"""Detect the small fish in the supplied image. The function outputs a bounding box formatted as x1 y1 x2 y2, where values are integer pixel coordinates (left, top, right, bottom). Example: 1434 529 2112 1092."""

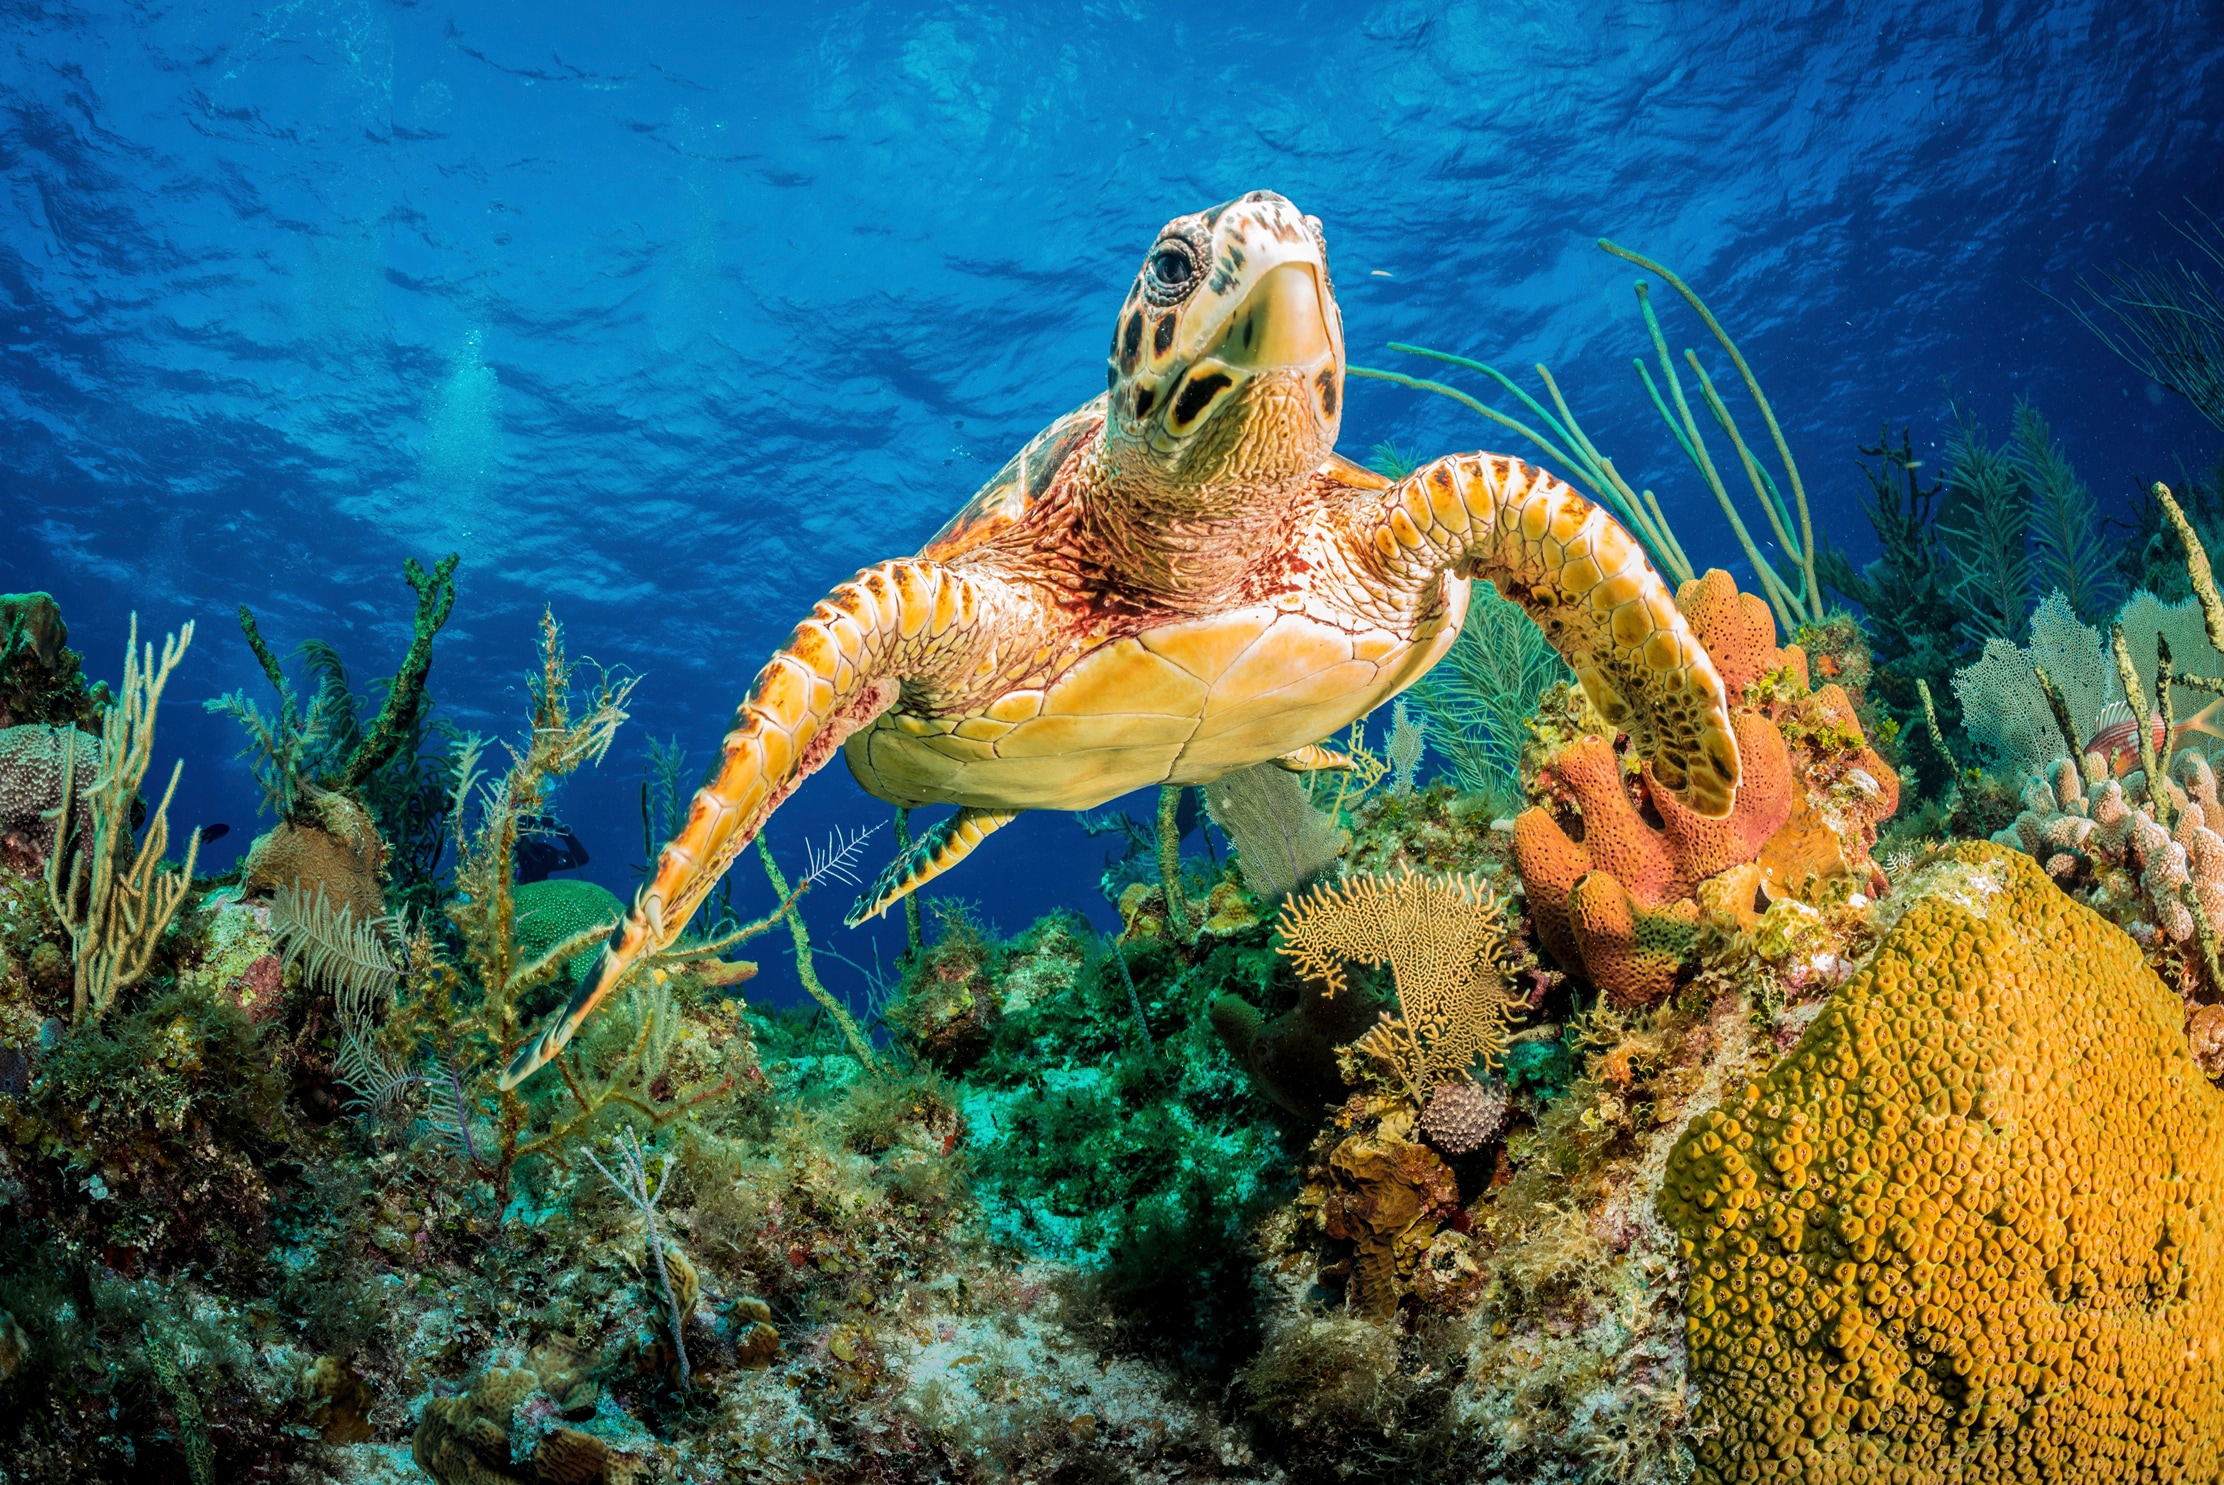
198 822 230 843
515 812 591 883
2087 698 2224 776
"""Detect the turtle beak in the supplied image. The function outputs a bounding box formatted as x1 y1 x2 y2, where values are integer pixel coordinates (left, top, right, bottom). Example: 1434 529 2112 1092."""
1157 263 1336 440
1209 262 1331 371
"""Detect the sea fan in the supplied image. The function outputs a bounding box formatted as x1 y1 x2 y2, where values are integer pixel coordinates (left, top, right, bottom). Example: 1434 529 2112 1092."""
1203 764 1344 901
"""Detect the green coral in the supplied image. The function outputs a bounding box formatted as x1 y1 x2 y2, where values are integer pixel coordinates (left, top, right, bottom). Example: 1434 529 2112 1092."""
0 593 108 732
510 879 624 999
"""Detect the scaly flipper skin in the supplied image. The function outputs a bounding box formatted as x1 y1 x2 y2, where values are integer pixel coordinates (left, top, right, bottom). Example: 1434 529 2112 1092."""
1274 744 1354 772
499 560 1037 1090
846 807 1019 926
1364 453 1741 817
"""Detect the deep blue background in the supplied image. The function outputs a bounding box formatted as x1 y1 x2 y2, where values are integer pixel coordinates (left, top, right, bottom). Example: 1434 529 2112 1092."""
5 0 2222 1014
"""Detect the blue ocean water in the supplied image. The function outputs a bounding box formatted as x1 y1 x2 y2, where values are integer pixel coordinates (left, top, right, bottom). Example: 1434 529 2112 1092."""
3 0 2220 1013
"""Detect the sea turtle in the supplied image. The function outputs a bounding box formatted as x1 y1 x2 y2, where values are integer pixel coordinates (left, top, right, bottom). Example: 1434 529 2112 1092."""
501 190 1741 1089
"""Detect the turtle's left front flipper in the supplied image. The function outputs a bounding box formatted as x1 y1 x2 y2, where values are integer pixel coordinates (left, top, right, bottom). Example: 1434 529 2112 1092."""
846 806 1019 926
1368 454 1742 818
500 560 1036 1091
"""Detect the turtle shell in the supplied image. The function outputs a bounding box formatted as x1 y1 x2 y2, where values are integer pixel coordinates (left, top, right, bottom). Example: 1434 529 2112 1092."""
919 394 1106 562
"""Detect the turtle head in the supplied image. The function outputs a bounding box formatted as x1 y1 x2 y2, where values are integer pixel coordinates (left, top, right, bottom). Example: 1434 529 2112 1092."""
1103 190 1344 500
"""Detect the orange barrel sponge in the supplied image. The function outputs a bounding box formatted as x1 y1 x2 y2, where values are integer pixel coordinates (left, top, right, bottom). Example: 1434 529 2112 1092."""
1513 570 1896 1005
1660 840 2224 1484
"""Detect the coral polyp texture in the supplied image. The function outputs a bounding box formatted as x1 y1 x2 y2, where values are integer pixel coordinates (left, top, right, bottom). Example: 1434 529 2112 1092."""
1661 841 2224 1483
1514 569 1900 1005
0 723 100 872
240 790 388 921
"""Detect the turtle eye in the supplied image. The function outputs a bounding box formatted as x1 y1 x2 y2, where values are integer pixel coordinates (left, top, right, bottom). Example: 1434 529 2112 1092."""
1142 240 1201 305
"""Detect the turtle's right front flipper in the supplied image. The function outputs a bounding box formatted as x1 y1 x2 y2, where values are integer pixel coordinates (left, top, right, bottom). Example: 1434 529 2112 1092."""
501 559 1024 1090
1367 454 1742 818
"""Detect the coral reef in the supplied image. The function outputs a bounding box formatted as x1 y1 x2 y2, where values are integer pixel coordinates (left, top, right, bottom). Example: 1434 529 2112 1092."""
9 370 2223 1484
1514 570 1898 1006
0 724 100 873
1662 841 2224 1482
0 592 108 731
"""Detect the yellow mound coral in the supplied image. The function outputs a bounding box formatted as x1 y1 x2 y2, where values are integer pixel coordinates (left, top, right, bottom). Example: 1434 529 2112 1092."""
1661 841 2224 1483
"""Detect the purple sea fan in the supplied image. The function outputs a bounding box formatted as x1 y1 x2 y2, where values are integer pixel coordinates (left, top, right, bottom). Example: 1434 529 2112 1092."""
1419 1080 1509 1156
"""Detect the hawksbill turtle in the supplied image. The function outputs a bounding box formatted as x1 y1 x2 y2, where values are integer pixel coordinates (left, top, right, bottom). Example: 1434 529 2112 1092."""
502 190 1741 1089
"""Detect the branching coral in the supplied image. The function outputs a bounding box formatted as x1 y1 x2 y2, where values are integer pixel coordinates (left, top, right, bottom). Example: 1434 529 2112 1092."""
1276 869 1515 1100
1513 571 1898 1006
212 555 460 816
1662 842 2224 1483
44 617 201 1024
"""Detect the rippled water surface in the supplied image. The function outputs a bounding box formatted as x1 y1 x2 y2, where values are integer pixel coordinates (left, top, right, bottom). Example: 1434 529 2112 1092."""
4 0 2220 1003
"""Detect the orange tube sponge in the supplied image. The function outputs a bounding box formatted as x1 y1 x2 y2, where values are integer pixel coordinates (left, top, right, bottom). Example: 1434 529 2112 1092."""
1513 570 1895 1005
1662 841 2224 1483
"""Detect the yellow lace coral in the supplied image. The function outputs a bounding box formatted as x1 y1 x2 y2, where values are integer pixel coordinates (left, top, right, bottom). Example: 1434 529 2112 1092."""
1662 840 2224 1483
1275 870 1513 1097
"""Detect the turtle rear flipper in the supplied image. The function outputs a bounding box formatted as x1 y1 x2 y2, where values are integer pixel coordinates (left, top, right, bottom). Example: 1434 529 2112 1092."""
845 807 1020 926
500 560 1039 1091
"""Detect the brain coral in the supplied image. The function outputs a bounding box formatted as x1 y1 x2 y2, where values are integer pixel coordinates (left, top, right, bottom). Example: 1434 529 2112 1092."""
0 723 100 872
242 791 387 922
1661 840 2224 1483
1515 569 1898 1006
512 878 626 992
